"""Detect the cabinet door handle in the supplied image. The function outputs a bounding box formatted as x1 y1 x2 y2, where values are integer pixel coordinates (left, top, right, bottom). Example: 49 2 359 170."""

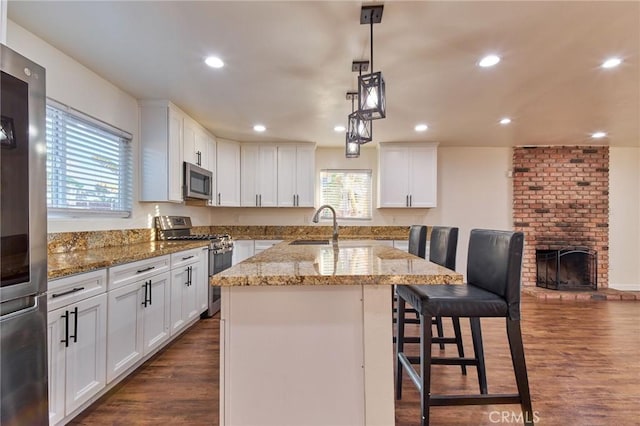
293 194 296 206
51 287 85 298
182 255 195 260
148 280 152 306
218 193 221 205
185 267 190 286
259 194 262 207
256 194 259 207
142 282 148 307
297 194 299 206
61 311 70 347
197 151 202 166
409 195 412 207
406 195 409 207
70 306 79 344
136 266 155 274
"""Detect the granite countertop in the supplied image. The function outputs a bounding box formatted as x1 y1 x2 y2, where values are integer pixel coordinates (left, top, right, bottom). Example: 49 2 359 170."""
210 240 462 287
209 225 414 240
48 241 209 280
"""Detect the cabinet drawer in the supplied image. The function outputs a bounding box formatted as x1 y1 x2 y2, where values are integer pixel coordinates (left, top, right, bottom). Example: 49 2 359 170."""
108 255 170 291
171 248 202 269
47 269 107 312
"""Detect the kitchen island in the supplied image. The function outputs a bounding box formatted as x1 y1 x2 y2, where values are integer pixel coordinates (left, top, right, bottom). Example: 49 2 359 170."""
210 240 462 426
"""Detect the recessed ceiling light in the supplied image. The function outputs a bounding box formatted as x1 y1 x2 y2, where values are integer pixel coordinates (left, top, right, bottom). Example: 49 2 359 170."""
334 125 346 132
253 124 266 132
205 56 224 68
414 124 428 132
601 57 622 69
591 131 607 139
500 117 511 125
478 54 501 67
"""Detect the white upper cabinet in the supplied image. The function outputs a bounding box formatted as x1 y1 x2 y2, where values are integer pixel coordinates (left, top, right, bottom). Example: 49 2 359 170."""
215 139 241 206
184 116 216 172
277 144 315 207
241 144 278 207
378 142 437 208
139 101 184 203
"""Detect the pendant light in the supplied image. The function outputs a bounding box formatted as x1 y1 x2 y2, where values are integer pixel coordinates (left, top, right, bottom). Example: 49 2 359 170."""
358 5 386 120
345 90 367 158
345 134 360 158
347 63 372 145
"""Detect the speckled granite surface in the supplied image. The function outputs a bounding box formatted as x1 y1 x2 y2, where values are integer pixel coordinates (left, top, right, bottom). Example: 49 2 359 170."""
208 225 415 240
46 226 426 280
48 229 157 254
210 240 461 287
48 241 208 280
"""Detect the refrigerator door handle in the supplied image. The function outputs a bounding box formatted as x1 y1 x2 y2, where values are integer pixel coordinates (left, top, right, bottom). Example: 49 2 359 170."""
69 306 79 343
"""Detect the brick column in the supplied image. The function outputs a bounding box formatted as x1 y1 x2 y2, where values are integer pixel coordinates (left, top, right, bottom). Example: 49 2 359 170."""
513 146 609 288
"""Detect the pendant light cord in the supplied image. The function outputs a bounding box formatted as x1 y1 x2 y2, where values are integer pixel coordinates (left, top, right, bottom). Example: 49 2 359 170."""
370 19 374 72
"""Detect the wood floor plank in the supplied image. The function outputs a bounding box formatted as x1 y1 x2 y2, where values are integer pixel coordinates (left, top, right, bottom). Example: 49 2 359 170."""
70 295 640 425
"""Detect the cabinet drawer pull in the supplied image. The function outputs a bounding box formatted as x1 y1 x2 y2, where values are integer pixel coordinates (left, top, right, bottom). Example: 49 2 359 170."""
61 311 69 347
136 266 155 274
51 287 85 298
70 307 79 343
182 255 195 261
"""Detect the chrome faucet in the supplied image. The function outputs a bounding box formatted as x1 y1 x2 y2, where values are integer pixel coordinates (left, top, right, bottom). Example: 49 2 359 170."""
312 204 339 243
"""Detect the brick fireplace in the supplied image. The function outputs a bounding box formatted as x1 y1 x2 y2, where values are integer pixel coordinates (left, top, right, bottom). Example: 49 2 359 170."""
513 146 609 288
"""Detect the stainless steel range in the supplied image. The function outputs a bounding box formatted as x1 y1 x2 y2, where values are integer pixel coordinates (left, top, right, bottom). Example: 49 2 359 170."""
155 216 233 316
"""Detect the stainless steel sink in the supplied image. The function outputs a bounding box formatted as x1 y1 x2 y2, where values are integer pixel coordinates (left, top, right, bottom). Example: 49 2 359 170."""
289 239 330 245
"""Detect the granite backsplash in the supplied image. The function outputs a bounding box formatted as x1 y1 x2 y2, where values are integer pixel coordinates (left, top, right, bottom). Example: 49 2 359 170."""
47 226 417 254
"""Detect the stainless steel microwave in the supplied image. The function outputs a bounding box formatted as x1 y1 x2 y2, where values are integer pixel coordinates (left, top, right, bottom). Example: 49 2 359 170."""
184 162 213 201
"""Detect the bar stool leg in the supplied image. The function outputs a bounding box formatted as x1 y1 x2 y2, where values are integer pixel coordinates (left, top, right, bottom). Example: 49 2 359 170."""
451 317 467 375
506 319 534 426
395 297 406 400
434 317 445 350
470 317 488 394
420 313 433 426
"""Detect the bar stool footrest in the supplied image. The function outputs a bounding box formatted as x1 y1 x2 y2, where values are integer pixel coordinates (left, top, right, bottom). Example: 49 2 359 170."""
429 394 522 406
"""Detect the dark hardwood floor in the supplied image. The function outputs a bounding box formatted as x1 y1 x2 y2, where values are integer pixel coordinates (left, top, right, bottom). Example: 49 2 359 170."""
71 295 639 425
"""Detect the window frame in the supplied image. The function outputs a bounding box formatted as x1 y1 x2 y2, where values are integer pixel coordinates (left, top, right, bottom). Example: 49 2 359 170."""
319 168 373 221
45 99 133 218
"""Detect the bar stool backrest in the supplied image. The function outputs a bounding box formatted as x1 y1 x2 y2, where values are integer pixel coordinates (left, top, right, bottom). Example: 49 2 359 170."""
429 226 459 270
408 225 427 258
466 229 525 320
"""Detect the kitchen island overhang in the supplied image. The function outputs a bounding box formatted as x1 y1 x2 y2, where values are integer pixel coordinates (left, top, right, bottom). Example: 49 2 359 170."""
211 240 462 426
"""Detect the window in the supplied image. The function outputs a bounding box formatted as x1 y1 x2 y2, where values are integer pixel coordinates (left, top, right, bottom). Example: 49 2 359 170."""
46 100 133 217
319 169 372 220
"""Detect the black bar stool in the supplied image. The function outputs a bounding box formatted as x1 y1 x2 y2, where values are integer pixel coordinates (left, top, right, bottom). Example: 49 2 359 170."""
395 229 534 426
396 226 468 374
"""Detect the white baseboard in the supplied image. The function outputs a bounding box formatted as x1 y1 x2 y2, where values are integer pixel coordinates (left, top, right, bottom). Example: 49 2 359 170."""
608 283 640 291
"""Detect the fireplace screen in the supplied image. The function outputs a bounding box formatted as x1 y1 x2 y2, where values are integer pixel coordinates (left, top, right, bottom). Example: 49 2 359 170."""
536 248 597 291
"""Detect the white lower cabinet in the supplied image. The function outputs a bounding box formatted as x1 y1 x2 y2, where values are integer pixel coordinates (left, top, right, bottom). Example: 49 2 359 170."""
170 248 202 335
106 270 171 383
232 240 255 265
48 249 209 425
47 270 108 425
196 247 209 313
254 240 283 254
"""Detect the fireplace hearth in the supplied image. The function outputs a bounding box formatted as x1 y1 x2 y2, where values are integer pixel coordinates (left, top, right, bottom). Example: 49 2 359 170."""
536 247 597 291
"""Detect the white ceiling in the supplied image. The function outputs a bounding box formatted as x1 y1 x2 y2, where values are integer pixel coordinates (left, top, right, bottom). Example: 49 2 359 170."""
8 1 640 148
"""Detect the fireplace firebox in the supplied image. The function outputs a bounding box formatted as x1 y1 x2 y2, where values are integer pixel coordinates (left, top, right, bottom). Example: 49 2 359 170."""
536 248 597 291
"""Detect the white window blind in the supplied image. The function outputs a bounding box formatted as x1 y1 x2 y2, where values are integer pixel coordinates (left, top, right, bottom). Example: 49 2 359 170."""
319 169 372 220
46 100 133 217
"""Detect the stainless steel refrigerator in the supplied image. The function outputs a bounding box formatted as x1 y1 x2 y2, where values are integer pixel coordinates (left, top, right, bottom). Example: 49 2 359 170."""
0 44 49 425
